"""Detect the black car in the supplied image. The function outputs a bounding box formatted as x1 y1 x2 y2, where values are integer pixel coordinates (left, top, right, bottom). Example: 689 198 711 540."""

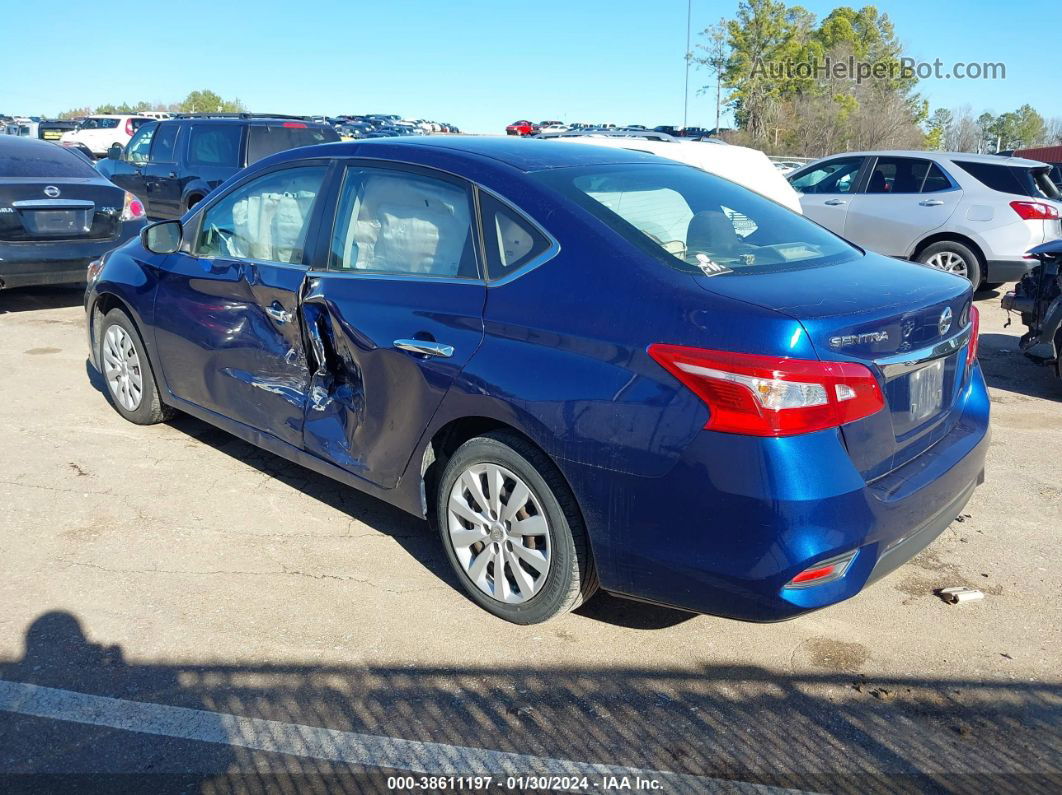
1003 239 1062 384
0 136 145 290
97 114 339 220
36 119 78 142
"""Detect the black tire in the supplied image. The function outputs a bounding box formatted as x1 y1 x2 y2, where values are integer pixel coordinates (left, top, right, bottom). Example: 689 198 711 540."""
917 240 982 288
98 308 173 425
436 432 597 624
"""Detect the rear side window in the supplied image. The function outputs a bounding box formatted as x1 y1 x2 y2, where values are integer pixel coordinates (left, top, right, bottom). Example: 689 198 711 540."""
478 192 552 279
535 163 859 275
865 157 953 194
328 167 478 278
0 142 97 177
187 125 242 167
789 157 863 194
247 125 338 165
952 160 1058 198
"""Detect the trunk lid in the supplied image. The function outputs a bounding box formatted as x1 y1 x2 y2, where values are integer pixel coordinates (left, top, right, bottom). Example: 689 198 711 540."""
695 253 974 480
0 178 124 242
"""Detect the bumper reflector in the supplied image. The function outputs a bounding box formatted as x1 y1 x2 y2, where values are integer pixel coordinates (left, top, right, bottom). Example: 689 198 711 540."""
786 551 857 588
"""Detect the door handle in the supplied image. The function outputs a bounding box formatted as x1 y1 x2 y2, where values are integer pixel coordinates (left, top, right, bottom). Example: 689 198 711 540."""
824 198 847 206
394 339 454 358
919 199 944 206
265 302 293 324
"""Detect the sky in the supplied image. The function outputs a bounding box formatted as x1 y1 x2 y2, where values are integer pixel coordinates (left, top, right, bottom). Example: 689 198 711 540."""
0 0 1058 133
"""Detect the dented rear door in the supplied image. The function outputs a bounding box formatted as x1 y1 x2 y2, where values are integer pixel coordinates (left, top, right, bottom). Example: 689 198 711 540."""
299 163 486 490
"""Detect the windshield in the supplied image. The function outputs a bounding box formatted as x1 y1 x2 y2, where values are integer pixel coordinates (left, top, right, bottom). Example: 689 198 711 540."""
534 163 860 275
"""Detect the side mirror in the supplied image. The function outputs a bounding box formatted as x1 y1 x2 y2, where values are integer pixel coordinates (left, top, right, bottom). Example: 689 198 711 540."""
107 143 122 160
140 220 183 255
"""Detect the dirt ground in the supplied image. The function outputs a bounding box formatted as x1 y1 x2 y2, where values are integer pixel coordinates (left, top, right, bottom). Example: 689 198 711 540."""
0 284 1058 792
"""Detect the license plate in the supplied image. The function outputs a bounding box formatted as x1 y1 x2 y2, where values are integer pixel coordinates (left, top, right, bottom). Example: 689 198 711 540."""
42 131 62 140
24 209 91 236
908 359 944 422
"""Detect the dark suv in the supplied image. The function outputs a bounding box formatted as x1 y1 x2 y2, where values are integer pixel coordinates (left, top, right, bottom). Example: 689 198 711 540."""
97 114 339 220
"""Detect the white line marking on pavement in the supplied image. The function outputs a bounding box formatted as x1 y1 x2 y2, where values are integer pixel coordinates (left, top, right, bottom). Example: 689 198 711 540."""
0 679 807 793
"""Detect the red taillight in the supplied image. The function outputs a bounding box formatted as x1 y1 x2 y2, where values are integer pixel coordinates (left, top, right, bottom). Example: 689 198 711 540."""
966 304 980 367
787 552 857 588
647 345 885 437
1010 200 1060 221
121 191 145 221
282 121 308 128
125 118 134 136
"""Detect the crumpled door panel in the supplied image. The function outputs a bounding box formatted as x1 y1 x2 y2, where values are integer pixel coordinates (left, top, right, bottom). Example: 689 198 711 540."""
299 274 485 490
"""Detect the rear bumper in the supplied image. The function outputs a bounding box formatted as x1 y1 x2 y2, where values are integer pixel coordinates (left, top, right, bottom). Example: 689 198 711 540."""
985 258 1036 283
0 220 143 290
560 365 991 621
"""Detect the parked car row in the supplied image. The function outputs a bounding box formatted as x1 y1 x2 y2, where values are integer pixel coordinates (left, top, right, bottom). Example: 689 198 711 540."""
505 120 723 139
319 114 459 140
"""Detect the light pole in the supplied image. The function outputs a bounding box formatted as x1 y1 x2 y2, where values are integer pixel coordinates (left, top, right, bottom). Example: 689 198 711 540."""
683 0 691 129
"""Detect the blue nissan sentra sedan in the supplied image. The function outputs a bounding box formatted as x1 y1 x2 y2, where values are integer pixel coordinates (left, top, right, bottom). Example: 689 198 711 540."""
85 137 989 624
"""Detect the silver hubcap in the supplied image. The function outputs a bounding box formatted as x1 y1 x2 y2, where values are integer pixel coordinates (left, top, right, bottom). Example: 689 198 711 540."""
924 251 968 279
103 325 144 412
447 463 551 604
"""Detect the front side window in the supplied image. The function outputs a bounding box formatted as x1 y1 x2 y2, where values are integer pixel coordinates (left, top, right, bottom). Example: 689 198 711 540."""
328 167 478 278
150 123 179 162
535 163 860 275
125 123 156 164
479 192 551 279
789 157 863 194
195 165 327 264
187 125 242 167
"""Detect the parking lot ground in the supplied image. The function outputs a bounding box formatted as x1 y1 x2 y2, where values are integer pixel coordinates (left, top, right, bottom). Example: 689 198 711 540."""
0 285 1059 792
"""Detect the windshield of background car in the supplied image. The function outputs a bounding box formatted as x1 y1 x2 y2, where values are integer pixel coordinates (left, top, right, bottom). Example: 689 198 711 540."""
246 125 338 164
0 144 98 177
533 163 860 275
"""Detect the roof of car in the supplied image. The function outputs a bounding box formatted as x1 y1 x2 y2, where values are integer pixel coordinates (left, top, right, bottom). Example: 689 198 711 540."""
286 135 661 172
837 150 1049 168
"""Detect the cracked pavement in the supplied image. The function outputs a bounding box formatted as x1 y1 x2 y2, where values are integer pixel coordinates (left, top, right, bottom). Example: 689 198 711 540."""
0 285 1059 791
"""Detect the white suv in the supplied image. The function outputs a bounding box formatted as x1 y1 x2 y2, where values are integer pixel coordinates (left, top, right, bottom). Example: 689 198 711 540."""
59 115 154 157
788 151 1062 286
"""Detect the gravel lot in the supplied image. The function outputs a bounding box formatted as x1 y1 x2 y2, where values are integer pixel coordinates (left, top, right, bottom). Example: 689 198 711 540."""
0 284 1059 792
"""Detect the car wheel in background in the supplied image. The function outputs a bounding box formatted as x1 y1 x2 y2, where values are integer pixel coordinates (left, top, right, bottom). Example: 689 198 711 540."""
98 309 173 425
918 241 982 288
436 432 597 624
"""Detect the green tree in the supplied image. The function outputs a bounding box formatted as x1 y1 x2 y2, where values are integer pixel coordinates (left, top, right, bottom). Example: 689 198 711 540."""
178 90 244 114
925 107 951 150
723 0 793 142
695 18 731 133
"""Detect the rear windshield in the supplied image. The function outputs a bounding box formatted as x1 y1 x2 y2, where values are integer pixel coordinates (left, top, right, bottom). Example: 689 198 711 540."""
246 125 338 165
533 163 859 275
953 160 1062 200
0 143 97 177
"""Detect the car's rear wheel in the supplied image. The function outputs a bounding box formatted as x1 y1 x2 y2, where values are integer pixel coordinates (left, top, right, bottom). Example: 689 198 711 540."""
99 309 172 425
918 241 982 288
436 432 597 623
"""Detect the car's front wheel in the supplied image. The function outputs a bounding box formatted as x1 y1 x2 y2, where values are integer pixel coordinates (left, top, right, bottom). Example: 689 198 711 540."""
98 309 172 425
436 432 597 623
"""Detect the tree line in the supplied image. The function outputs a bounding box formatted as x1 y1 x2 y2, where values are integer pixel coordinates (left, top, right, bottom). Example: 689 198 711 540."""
696 0 1061 157
57 90 245 119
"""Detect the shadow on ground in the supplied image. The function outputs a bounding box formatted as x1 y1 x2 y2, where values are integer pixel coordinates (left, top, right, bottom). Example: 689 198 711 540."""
0 285 84 315
978 332 1060 402
0 611 1058 793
